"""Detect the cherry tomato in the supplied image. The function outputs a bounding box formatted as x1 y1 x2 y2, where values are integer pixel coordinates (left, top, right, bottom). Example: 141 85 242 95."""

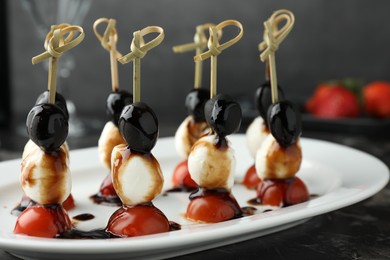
62 194 75 211
256 177 309 207
258 184 283 207
186 195 238 223
14 205 71 238
242 164 261 189
99 174 118 197
106 204 170 237
172 160 197 189
285 177 310 205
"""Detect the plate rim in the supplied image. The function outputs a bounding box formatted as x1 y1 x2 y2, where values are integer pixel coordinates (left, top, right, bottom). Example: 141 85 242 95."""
0 134 388 257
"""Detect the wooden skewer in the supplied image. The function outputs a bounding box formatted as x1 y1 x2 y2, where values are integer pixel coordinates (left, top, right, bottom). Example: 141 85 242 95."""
118 26 165 102
259 9 295 103
32 24 85 104
173 23 221 89
48 29 60 104
93 18 122 92
194 20 243 99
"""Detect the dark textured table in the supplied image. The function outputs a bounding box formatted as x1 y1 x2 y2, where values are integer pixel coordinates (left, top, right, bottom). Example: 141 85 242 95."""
1 121 389 260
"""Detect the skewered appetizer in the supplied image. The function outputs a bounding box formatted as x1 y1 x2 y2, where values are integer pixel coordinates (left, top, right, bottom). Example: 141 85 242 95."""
253 10 309 207
243 12 294 189
171 24 216 191
186 20 244 223
14 24 84 237
243 82 284 189
92 18 133 206
105 26 171 237
13 91 75 216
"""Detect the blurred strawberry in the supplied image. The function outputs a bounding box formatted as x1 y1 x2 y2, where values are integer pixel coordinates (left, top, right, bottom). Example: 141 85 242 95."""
363 81 390 118
305 83 340 114
314 86 360 118
305 84 360 118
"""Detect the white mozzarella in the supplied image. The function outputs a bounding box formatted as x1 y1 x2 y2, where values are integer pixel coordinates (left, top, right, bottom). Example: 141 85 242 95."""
245 116 269 158
188 135 235 191
255 135 302 180
98 121 125 170
20 146 71 205
174 116 209 159
111 144 164 206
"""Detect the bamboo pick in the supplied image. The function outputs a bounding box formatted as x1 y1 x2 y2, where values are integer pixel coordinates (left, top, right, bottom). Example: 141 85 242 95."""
259 9 295 103
173 23 221 89
48 29 60 104
194 20 243 99
93 18 122 92
118 26 165 103
133 32 142 103
32 24 84 104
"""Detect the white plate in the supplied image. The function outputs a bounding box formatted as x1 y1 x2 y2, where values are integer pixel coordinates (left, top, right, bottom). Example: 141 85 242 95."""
0 134 388 260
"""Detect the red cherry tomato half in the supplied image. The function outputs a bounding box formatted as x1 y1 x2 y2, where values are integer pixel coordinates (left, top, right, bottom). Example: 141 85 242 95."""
258 184 283 207
172 160 197 189
106 204 170 237
99 174 118 197
186 195 238 223
62 194 75 211
242 164 261 189
285 177 310 205
14 205 71 238
257 177 309 207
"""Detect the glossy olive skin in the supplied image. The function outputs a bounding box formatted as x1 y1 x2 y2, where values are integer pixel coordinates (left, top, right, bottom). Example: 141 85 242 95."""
204 94 242 137
35 91 69 120
185 88 210 122
255 80 284 125
118 102 158 153
267 100 302 147
106 90 133 126
26 103 69 152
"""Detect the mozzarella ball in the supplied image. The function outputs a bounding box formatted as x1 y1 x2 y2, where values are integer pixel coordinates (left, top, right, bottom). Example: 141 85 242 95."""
188 135 236 191
255 134 302 180
246 116 269 158
98 121 125 169
23 139 69 160
20 146 71 205
111 144 164 206
174 116 209 159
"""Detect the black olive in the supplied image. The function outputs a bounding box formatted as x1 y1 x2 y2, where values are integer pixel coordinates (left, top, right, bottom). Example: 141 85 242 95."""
267 100 302 147
118 102 158 153
185 88 210 122
106 90 133 126
26 103 69 152
204 94 242 137
35 91 69 120
255 80 284 126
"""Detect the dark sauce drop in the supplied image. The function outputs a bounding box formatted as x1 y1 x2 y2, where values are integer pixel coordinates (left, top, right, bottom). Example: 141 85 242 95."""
241 206 257 216
90 194 122 206
169 221 181 231
59 220 181 239
166 186 197 193
58 229 119 239
11 195 36 216
247 197 261 206
73 213 95 221
90 173 122 206
310 194 319 199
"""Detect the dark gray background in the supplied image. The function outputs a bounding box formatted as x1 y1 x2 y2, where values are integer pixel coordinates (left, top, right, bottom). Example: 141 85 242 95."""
8 0 390 127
